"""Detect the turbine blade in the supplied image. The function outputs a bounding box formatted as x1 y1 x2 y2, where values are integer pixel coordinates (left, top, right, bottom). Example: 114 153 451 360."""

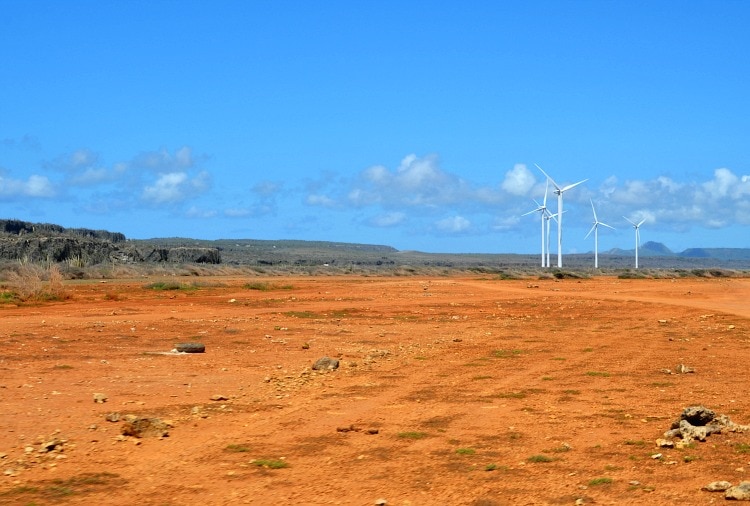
534 164 561 190
590 199 598 221
584 223 596 239
600 222 615 230
623 216 636 226
637 218 646 227
543 180 549 206
560 178 588 193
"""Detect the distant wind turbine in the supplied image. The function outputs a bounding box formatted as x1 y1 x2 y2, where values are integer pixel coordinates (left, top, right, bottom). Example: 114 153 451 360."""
522 181 550 268
624 216 646 269
585 199 614 269
535 164 588 268
544 210 559 268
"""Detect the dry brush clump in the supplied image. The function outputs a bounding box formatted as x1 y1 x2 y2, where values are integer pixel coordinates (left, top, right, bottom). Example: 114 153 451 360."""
2 263 68 302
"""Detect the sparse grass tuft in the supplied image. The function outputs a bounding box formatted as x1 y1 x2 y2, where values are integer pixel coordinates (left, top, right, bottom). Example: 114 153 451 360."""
144 281 196 291
527 454 554 463
252 458 288 469
492 349 524 359
225 444 251 453
585 371 611 377
397 431 428 440
588 477 613 486
244 282 294 291
455 448 476 455
735 443 750 454
624 439 646 446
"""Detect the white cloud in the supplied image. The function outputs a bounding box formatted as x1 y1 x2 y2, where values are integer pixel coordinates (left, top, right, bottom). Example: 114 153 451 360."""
501 164 535 196
142 171 210 205
436 215 471 233
224 208 252 217
0 174 56 198
186 206 218 218
306 194 335 207
349 154 482 209
133 146 197 171
370 212 406 227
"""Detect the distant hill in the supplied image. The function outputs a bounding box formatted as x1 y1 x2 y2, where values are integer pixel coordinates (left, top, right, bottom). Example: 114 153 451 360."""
2 218 750 271
605 241 750 262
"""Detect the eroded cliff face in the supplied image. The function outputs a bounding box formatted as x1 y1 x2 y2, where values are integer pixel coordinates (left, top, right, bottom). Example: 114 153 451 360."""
0 220 220 265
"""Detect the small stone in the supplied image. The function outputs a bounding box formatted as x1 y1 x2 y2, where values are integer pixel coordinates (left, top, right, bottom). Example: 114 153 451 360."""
105 413 121 422
656 439 674 448
675 364 695 374
651 453 662 459
703 481 732 492
93 393 108 404
312 356 340 371
210 395 229 401
374 499 388 506
725 481 750 500
629 480 641 486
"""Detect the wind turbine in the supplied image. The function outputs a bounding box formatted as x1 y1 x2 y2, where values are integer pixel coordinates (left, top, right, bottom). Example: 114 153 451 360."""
624 216 646 269
522 181 550 267
544 210 559 268
585 199 614 269
535 164 588 268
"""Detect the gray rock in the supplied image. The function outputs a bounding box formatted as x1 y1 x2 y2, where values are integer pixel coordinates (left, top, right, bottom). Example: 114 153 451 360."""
679 419 708 441
681 405 716 426
725 481 750 500
93 393 108 404
312 356 340 371
703 481 732 492
121 417 170 438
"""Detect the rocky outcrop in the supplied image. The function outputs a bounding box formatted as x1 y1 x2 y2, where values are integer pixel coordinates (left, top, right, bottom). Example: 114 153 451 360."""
0 236 221 265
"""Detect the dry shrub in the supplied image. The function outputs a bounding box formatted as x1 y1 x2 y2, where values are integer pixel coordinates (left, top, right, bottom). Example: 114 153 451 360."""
7 263 68 301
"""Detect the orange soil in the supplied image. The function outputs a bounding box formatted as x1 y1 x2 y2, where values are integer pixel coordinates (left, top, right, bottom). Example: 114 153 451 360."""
1 276 749 505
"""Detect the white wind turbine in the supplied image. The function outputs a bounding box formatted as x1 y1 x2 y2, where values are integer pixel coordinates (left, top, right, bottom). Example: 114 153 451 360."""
535 164 588 268
585 199 614 269
544 210 560 268
522 181 550 268
624 216 646 269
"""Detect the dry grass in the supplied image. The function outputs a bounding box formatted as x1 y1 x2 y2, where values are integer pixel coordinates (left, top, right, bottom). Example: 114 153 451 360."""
5 264 68 301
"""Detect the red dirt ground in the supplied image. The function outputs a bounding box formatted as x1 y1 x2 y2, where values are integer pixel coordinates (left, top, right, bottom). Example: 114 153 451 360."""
1 275 750 505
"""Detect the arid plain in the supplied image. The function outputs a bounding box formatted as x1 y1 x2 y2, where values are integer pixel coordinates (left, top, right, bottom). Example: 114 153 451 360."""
1 275 750 505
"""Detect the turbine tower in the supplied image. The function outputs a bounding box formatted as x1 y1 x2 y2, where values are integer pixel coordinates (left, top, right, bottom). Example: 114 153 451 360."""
624 217 646 269
522 181 550 268
585 199 614 269
535 164 588 268
544 211 559 268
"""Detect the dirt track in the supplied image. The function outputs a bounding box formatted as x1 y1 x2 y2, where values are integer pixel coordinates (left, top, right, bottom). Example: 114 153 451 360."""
1 276 749 505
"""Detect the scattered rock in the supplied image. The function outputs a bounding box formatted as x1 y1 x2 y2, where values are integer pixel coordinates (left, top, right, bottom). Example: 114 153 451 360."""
662 406 750 444
674 363 695 374
336 424 379 435
210 394 229 401
93 393 108 404
121 417 170 438
703 481 733 492
174 342 205 353
312 356 339 371
656 438 674 448
726 481 750 500
105 412 121 422
374 499 388 506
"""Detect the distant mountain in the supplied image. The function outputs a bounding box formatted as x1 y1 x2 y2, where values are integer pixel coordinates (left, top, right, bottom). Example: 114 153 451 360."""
604 241 750 262
679 248 750 261
604 241 674 257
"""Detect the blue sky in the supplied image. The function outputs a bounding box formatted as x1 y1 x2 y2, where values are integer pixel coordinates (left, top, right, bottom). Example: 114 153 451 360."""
1 1 749 254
